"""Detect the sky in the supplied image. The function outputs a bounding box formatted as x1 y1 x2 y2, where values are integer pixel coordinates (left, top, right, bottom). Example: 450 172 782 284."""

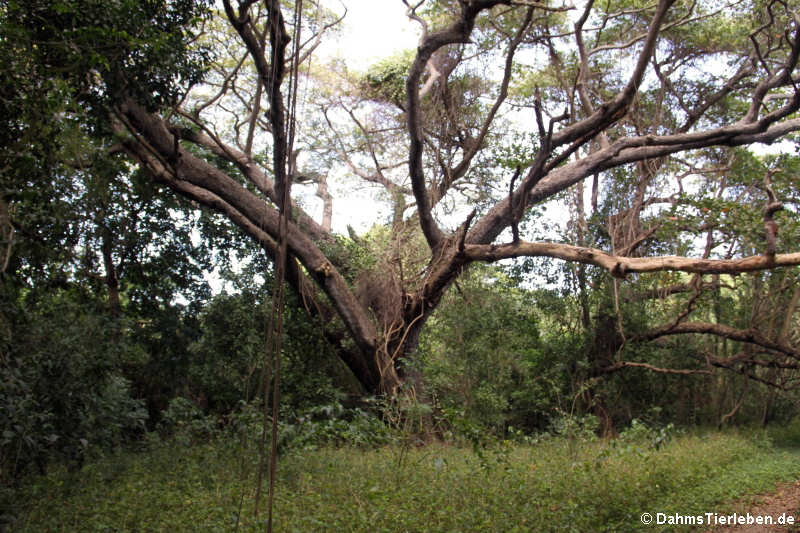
320 0 420 69
308 1 794 234
298 1 570 236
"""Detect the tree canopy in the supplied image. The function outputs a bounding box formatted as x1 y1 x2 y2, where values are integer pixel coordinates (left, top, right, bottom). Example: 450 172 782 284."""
3 0 800 401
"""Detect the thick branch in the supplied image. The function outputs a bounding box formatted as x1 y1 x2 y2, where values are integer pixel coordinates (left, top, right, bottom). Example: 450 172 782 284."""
114 100 379 365
639 321 800 359
432 6 534 205
463 240 800 277
175 118 331 242
599 361 711 375
406 1 511 249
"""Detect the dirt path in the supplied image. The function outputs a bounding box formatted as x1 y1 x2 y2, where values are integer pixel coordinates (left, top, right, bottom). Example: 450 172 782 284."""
704 480 800 533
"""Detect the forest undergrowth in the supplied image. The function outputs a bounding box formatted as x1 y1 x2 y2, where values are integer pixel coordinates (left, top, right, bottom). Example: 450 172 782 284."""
8 418 800 533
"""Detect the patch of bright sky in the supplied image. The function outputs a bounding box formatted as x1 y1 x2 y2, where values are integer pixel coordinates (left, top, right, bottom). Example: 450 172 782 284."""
320 0 420 70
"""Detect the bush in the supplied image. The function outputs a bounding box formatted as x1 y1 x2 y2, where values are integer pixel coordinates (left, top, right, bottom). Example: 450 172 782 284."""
767 416 800 447
420 267 563 437
279 401 393 450
618 419 677 450
1 291 148 481
157 397 218 444
163 398 393 453
549 411 600 442
186 285 349 417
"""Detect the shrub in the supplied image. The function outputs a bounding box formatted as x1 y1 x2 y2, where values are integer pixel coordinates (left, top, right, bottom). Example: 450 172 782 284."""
1 291 148 481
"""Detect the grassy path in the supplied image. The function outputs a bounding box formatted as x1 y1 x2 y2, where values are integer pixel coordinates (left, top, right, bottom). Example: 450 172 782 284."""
703 480 800 533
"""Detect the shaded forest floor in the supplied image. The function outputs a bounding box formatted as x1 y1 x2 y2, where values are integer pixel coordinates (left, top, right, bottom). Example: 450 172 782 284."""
6 429 800 532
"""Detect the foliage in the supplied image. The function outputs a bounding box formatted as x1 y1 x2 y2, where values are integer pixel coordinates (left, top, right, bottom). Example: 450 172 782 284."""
277 400 393 451
768 417 800 448
549 411 601 443
186 272 349 416
156 397 218 446
4 0 212 118
617 419 677 451
420 267 565 434
155 395 392 455
0 289 147 481
362 50 415 108
9 430 800 532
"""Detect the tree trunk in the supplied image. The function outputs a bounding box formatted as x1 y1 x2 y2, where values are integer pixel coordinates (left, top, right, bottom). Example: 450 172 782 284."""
101 228 121 320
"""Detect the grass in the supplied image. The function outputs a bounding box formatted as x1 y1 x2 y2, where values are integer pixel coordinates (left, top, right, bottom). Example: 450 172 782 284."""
7 428 800 532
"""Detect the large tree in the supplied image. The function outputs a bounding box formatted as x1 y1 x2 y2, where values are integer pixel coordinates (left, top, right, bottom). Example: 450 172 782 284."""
7 0 800 396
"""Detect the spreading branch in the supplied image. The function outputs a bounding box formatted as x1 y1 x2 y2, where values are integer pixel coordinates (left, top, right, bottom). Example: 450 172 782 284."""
464 240 800 277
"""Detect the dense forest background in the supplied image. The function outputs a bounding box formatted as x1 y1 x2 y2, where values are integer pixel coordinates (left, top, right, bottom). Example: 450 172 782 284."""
2 0 800 516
